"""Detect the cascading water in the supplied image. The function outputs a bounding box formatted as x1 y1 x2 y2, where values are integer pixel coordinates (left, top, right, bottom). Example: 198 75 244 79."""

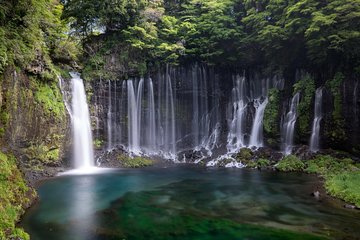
107 80 112 150
282 93 300 155
71 73 94 169
164 72 176 156
93 66 287 164
309 87 323 152
249 97 269 147
227 76 247 153
127 80 141 154
146 79 157 151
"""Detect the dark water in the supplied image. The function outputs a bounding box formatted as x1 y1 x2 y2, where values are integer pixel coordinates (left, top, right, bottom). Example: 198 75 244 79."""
21 167 360 240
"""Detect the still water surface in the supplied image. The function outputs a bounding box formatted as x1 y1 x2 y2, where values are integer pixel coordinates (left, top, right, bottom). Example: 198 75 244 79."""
21 166 360 240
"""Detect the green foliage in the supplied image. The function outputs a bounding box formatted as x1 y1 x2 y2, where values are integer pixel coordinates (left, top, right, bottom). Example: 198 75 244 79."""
276 155 305 172
293 73 315 136
118 155 154 168
0 150 35 239
0 0 78 71
264 88 280 137
62 0 360 78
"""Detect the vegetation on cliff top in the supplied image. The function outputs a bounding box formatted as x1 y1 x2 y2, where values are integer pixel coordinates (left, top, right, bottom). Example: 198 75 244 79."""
61 0 360 79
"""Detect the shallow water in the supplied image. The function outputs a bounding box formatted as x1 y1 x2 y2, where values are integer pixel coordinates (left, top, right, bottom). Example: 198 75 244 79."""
21 166 360 240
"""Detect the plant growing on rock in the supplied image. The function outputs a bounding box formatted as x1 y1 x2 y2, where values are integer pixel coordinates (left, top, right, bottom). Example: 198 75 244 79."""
276 155 305 172
117 154 154 168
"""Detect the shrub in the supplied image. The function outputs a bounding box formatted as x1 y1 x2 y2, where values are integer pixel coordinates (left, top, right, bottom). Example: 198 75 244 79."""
276 155 305 172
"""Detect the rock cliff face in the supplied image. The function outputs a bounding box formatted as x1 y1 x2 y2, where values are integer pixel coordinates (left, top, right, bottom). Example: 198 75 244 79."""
0 67 70 179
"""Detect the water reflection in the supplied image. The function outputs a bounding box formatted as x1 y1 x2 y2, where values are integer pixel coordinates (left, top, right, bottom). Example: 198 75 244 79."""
68 176 96 239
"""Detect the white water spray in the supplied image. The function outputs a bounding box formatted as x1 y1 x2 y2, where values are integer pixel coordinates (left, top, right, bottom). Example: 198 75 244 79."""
282 93 300 155
309 88 323 152
71 73 94 169
249 97 269 147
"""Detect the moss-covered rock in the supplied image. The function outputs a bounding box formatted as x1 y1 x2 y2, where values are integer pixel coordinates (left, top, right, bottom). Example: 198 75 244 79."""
34 81 66 119
235 148 253 163
264 88 280 138
94 139 104 149
246 158 270 169
325 72 346 143
117 154 154 168
293 73 315 139
0 69 69 169
0 150 36 240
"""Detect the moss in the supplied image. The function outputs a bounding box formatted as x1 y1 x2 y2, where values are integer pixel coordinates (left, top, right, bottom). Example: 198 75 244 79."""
34 80 66 119
0 150 35 239
118 155 154 168
246 158 270 168
325 72 346 142
276 155 305 172
263 88 280 137
94 139 104 148
25 144 60 164
235 148 253 163
293 74 315 137
0 111 9 126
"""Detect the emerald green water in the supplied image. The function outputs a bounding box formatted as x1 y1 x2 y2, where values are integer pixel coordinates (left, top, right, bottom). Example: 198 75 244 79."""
21 167 360 239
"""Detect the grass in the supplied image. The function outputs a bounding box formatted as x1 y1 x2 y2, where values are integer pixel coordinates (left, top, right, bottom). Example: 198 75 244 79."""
253 153 360 207
0 150 36 239
304 155 360 207
326 172 360 207
118 155 154 168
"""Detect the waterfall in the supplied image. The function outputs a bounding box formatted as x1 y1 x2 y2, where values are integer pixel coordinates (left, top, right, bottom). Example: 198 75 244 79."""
282 93 300 155
71 73 94 169
249 97 269 147
107 80 112 150
127 80 141 154
164 72 176 156
192 67 200 146
90 66 288 162
309 88 323 152
227 76 247 153
147 79 157 151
